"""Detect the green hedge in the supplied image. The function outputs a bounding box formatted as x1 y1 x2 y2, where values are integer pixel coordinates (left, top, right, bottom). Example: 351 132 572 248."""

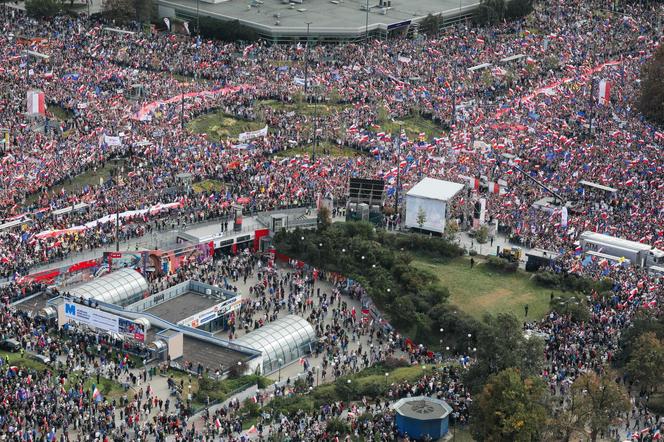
273 222 476 345
196 374 271 403
485 256 518 273
533 270 613 293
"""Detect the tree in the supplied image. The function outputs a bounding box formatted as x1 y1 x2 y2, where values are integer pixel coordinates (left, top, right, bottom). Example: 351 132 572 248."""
416 206 427 229
419 14 441 36
571 371 630 442
476 225 489 244
317 206 331 230
476 0 507 24
465 313 544 393
505 0 533 19
615 315 664 367
132 0 153 23
25 0 62 18
102 0 133 22
639 44 664 125
471 368 549 442
625 332 664 394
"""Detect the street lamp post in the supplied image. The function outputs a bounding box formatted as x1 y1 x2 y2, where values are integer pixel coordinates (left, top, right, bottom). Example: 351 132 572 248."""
304 22 312 94
196 0 200 35
364 0 369 46
278 358 283 382
180 83 185 130
394 123 403 219
312 86 318 162
347 379 352 406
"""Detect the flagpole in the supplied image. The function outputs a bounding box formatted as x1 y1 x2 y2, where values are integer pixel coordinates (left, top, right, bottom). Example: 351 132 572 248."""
304 22 311 94
394 123 402 223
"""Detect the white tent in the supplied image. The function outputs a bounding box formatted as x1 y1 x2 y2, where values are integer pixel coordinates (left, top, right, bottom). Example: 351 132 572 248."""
405 178 464 234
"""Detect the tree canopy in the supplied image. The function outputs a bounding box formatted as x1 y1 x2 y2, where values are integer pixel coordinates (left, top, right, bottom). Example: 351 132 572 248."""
471 368 549 442
273 222 472 345
639 44 664 126
464 312 544 393
625 332 664 394
570 371 630 442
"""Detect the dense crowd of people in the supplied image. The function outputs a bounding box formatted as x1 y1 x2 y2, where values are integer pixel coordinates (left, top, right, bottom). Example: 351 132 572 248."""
0 0 662 439
0 0 661 284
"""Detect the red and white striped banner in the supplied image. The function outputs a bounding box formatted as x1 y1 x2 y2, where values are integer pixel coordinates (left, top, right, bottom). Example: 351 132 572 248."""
26 90 45 115
598 79 611 105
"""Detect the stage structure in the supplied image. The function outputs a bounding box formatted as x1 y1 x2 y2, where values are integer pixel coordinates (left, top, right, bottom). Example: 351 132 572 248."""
404 178 463 234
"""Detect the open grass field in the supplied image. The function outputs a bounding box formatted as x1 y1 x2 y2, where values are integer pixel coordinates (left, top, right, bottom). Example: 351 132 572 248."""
0 350 128 400
25 158 126 204
412 257 566 321
47 104 74 121
192 179 225 194
382 114 447 140
187 112 265 142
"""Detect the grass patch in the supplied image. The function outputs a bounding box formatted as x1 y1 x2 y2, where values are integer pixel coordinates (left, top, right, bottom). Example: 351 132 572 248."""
0 350 127 401
0 350 49 372
381 113 446 140
26 158 127 204
187 111 265 142
257 99 349 117
192 179 225 194
268 362 442 417
168 370 271 409
453 428 475 441
273 142 361 158
412 257 566 321
47 104 74 121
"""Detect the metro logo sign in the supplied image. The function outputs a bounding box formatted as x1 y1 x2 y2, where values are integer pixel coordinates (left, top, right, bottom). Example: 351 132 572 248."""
64 303 76 316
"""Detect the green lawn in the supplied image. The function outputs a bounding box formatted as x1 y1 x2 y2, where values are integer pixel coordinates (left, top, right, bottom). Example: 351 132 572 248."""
381 114 447 140
26 158 126 204
412 257 565 321
192 179 225 194
0 350 128 401
187 111 265 142
47 104 74 121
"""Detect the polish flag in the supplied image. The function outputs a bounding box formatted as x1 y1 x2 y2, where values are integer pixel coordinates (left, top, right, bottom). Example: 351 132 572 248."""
598 79 611 105
26 90 45 115
488 182 500 194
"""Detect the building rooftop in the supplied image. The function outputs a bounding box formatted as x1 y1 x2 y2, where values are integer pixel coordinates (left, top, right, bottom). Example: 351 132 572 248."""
146 291 220 323
158 0 479 39
393 396 453 421
406 177 464 201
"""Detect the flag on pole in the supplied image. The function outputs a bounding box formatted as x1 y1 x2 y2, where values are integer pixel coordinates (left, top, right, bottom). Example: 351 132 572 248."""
163 17 171 31
183 21 190 35
26 90 45 115
598 79 611 105
91 384 103 403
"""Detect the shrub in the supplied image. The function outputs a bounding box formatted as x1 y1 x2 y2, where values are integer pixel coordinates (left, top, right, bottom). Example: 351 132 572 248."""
476 225 489 244
533 270 561 288
268 396 314 416
243 398 260 417
485 256 518 273
26 0 62 17
326 417 350 435
382 357 410 370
